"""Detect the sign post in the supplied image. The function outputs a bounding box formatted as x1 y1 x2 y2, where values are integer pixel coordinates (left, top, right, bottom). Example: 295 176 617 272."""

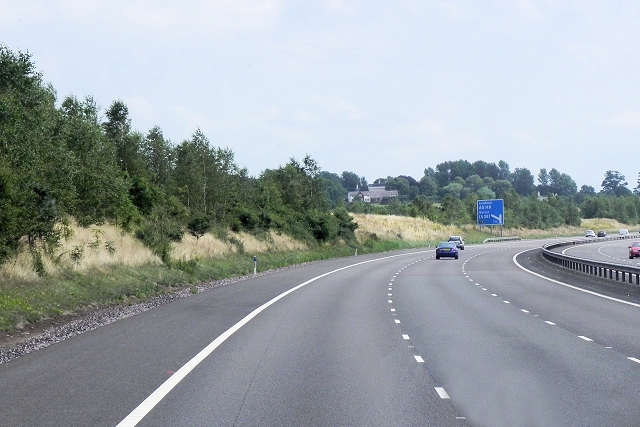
477 199 504 236
253 256 257 276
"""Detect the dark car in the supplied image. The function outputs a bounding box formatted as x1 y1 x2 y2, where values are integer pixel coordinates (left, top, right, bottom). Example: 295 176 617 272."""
629 242 640 259
597 230 607 237
436 241 459 259
448 235 465 250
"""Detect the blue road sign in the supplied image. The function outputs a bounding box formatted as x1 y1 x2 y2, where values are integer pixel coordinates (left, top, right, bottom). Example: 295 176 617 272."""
477 199 504 225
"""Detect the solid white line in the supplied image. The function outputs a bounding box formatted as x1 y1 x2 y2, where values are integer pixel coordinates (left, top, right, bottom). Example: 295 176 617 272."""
628 357 640 364
414 355 425 363
115 250 429 427
512 249 640 308
435 387 450 399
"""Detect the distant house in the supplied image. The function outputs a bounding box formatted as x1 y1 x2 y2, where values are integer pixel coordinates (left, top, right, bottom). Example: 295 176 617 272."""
347 185 399 204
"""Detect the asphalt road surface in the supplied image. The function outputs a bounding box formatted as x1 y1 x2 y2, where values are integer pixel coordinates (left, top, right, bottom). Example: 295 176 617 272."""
2 238 640 426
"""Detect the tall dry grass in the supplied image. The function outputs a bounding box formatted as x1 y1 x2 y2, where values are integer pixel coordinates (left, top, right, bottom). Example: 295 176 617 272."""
1 215 636 281
0 225 307 281
352 214 460 243
0 223 161 281
171 231 307 261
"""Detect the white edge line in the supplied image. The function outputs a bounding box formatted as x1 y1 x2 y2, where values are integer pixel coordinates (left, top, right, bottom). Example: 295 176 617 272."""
512 249 640 308
116 250 429 427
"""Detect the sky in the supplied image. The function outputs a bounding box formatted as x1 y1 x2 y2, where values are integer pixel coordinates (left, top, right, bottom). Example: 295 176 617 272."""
2 1 640 190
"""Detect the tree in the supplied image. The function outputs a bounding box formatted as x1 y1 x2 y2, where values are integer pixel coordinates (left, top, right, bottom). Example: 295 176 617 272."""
601 170 628 195
341 171 361 191
537 169 550 195
465 174 484 193
434 160 474 187
60 95 135 226
142 126 174 191
548 168 577 197
0 45 77 269
497 160 510 180
418 175 438 197
103 100 147 179
510 168 536 196
187 214 210 242
318 171 347 208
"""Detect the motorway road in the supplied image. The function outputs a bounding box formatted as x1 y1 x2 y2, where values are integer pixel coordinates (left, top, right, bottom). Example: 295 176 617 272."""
2 239 640 426
561 236 640 267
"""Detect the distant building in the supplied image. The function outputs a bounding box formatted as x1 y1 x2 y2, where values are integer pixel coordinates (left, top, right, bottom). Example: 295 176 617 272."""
347 185 399 204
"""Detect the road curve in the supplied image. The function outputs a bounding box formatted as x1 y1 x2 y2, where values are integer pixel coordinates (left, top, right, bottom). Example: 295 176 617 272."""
2 240 640 426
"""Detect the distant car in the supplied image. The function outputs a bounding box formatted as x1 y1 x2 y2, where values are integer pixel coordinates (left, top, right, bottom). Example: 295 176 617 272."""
619 229 629 236
585 230 596 238
436 241 459 259
629 242 640 259
448 235 465 250
597 231 607 237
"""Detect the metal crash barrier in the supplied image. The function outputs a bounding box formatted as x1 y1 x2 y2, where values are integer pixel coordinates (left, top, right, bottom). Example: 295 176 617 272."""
541 235 640 286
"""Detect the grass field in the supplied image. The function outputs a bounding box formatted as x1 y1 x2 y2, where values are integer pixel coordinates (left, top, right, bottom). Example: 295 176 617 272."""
0 214 637 332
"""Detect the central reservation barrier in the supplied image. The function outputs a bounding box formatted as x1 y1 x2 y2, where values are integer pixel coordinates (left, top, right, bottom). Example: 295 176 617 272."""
541 234 640 287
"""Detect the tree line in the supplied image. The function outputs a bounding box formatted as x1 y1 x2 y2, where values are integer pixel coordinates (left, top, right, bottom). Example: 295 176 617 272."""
2 45 639 272
0 45 360 270
331 159 640 229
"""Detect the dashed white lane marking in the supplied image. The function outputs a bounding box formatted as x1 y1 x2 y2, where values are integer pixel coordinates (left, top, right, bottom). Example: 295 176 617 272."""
402 334 410 340
390 308 396 312
579 336 593 342
491 294 498 297
388 300 393 303
394 319 401 324
629 357 640 364
414 355 425 363
521 309 530 313
504 300 511 304
435 387 450 399
545 321 556 325
388 293 392 296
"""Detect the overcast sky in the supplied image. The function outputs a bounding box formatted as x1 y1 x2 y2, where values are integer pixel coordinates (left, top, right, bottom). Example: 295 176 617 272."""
3 1 640 190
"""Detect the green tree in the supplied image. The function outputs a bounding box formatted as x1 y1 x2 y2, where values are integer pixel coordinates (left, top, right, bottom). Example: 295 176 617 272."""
59 95 135 226
548 168 577 197
601 170 628 195
142 126 174 191
103 100 147 179
510 168 536 196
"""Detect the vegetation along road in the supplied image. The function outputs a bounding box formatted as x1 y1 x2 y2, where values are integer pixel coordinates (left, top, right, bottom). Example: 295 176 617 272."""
2 237 640 426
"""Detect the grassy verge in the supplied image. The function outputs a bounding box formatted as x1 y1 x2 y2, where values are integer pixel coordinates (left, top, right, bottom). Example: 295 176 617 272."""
2 214 637 333
0 239 426 332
